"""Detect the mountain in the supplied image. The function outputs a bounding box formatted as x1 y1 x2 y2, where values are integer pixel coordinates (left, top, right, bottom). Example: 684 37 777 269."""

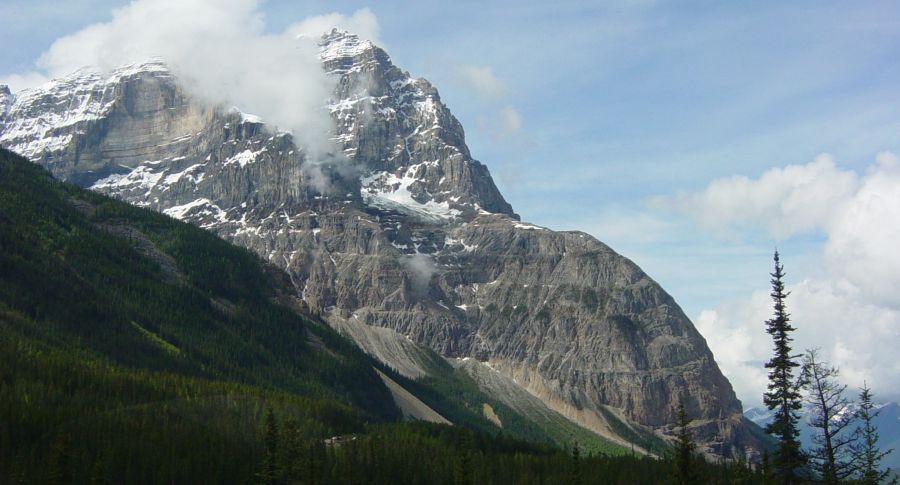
745 402 900 470
0 29 758 458
1 147 770 484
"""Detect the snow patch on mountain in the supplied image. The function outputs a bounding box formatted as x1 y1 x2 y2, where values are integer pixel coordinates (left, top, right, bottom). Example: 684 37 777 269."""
361 163 461 220
92 163 164 200
163 198 229 227
163 163 206 185
514 223 547 231
224 148 265 168
445 236 478 252
0 85 13 120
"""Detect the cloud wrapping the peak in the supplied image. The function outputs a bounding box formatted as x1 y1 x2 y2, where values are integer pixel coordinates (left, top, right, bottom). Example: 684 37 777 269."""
285 8 381 44
9 0 380 169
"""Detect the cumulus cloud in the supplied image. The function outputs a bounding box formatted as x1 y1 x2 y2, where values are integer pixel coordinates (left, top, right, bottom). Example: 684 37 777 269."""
649 154 859 239
698 277 900 409
669 152 900 408
454 64 508 99
824 152 900 308
5 0 380 190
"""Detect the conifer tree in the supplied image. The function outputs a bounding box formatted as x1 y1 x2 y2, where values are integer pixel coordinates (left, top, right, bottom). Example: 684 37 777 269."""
568 440 583 485
259 407 279 485
48 434 73 485
670 401 700 485
8 451 28 485
90 453 108 485
454 432 474 485
730 455 752 485
801 348 857 484
852 384 897 485
761 450 773 485
763 251 805 484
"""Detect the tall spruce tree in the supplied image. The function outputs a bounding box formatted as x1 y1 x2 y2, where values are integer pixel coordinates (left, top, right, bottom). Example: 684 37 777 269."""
568 441 583 485
259 407 280 485
801 348 857 484
670 400 700 485
763 251 805 484
852 384 897 485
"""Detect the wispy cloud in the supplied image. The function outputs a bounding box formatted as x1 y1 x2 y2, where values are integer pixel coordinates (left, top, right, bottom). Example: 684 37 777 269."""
451 63 526 150
454 64 508 99
497 106 522 135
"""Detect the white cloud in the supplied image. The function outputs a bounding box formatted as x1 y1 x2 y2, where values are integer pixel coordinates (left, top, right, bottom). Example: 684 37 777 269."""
400 254 437 298
694 291 771 409
454 64 508 99
699 276 900 409
667 152 900 408
285 8 381 45
824 152 900 308
650 154 859 239
453 65 524 143
477 106 523 140
6 0 380 175
498 106 522 135
0 71 50 91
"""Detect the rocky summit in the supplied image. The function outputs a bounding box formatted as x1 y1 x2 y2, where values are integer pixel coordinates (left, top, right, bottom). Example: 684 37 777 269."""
0 29 760 458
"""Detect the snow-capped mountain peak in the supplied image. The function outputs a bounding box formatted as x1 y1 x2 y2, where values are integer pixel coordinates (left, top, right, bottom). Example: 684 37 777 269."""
0 29 755 459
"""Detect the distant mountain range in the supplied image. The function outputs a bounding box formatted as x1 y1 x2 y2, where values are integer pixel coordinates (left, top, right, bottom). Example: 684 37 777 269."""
745 401 900 470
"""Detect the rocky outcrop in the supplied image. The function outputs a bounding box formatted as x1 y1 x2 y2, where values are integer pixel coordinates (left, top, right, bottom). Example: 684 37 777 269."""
0 30 757 458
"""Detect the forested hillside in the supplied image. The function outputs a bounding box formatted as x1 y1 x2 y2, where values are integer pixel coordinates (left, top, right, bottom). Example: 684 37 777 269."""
0 147 762 483
0 146 403 481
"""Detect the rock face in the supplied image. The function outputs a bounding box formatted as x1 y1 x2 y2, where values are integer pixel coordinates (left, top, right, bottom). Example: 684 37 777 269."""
0 30 756 457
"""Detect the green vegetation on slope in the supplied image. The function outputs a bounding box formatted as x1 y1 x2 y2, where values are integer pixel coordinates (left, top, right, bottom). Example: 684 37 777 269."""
0 147 398 482
0 148 763 483
254 418 764 485
0 147 398 417
380 353 632 455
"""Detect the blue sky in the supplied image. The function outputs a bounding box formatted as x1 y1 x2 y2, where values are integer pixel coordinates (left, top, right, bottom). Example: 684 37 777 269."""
3 0 899 408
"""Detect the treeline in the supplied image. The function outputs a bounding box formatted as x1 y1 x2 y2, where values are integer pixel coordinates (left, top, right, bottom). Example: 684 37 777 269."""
255 418 762 485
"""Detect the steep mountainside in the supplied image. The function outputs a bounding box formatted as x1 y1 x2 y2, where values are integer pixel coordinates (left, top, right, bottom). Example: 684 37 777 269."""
5 148 774 484
0 30 757 457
